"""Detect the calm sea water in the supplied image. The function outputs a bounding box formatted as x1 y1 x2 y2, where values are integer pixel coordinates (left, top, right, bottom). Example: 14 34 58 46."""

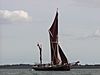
0 69 100 75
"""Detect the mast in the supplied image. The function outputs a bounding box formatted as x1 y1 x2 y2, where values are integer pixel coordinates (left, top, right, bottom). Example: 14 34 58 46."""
37 43 42 64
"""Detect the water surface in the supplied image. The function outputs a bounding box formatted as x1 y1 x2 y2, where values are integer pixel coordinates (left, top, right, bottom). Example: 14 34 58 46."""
0 69 100 75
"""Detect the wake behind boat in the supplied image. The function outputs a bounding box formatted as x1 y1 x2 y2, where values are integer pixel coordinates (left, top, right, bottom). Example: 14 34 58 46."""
33 10 70 71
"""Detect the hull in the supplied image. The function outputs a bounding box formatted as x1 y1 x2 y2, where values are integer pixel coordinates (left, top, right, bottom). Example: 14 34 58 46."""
33 64 70 71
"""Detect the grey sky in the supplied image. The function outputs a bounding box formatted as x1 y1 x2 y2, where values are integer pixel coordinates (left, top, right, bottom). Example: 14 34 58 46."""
0 0 100 65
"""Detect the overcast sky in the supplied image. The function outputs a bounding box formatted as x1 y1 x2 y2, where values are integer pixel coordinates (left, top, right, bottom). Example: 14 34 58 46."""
0 0 100 65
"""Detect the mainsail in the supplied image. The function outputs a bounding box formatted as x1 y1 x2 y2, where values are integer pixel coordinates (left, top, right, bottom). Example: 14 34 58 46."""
49 11 69 65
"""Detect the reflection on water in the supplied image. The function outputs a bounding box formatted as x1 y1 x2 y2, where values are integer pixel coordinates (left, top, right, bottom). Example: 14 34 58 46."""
0 69 100 75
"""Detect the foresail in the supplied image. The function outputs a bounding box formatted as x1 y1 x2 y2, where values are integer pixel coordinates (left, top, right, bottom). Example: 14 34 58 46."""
58 45 69 65
49 11 60 65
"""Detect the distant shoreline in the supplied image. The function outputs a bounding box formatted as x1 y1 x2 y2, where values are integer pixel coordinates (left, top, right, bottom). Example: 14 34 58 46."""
0 64 100 69
0 64 32 69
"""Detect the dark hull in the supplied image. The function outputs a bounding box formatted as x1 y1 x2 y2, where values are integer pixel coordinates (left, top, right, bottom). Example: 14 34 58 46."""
33 64 70 71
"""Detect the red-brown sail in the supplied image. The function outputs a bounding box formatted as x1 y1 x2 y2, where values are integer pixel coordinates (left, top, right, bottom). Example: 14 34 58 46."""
49 11 69 65
58 45 69 64
49 11 60 65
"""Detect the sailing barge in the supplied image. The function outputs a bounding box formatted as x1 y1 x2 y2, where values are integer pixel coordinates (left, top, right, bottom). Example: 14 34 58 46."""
33 10 70 71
